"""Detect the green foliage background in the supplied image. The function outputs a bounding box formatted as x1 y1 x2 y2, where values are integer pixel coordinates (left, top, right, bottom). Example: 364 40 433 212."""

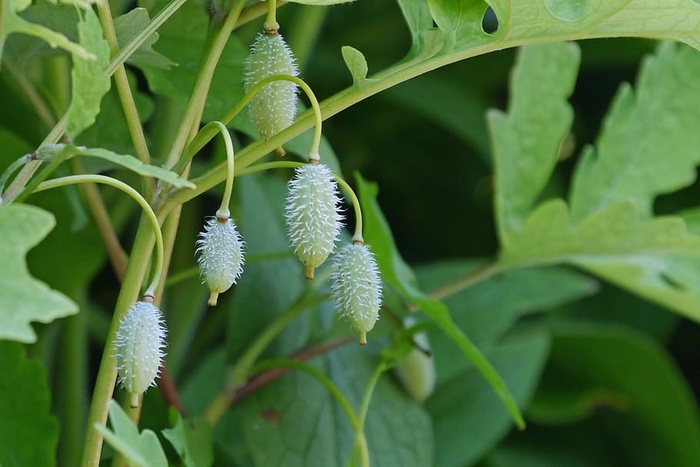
2 0 700 465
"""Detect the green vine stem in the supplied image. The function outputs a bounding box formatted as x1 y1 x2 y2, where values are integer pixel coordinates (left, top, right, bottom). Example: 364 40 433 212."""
0 154 31 199
176 74 323 174
334 176 363 243
264 0 278 33
96 0 152 169
33 174 164 295
352 361 389 467
251 358 369 467
203 292 329 425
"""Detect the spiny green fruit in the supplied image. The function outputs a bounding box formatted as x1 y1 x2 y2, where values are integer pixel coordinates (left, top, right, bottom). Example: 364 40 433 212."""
330 242 382 345
395 323 436 404
114 300 167 408
196 215 245 306
244 32 299 139
285 163 343 279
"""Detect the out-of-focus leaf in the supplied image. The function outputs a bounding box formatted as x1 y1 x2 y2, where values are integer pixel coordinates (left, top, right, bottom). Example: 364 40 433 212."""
95 400 168 467
0 204 77 343
571 43 700 221
288 0 354 4
114 8 174 70
66 8 110 138
0 341 58 466
416 260 596 383
428 331 550 467
528 324 700 466
356 174 524 428
489 42 579 243
162 410 213 467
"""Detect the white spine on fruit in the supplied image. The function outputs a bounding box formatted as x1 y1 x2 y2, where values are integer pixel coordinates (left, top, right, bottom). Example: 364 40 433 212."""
196 217 245 305
114 301 167 403
244 33 299 139
330 242 382 344
285 163 343 277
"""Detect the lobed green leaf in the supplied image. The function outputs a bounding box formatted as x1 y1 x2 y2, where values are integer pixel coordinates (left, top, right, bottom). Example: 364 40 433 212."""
0 204 77 343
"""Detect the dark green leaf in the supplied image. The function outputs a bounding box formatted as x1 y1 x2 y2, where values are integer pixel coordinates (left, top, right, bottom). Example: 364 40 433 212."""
114 8 174 70
528 324 700 466
0 341 58 466
428 331 550 467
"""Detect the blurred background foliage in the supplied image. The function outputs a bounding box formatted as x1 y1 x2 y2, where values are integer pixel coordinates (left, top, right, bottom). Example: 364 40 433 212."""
2 0 700 465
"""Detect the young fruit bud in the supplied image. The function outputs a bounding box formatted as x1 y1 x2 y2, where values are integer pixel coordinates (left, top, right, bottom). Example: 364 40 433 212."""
196 215 245 306
285 163 343 279
330 242 382 345
114 300 167 408
244 32 299 139
395 326 436 404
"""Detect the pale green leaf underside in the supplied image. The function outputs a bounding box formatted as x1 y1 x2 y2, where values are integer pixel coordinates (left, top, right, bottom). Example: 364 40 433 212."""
490 42 580 244
66 8 111 138
571 42 700 221
0 204 77 343
95 400 168 467
77 147 195 188
500 200 700 322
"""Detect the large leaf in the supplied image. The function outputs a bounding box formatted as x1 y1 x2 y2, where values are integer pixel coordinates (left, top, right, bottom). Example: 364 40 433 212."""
428 331 550 467
0 341 58 466
224 345 432 466
356 174 524 428
65 8 110 138
415 261 596 383
95 400 168 467
500 200 700 322
489 42 580 243
528 324 700 466
570 42 700 220
0 204 77 343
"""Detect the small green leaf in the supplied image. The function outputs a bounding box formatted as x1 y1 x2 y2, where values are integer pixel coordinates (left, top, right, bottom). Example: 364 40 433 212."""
356 174 524 428
95 400 168 467
341 45 368 84
489 42 580 244
76 147 195 188
529 324 700 466
162 411 213 467
114 8 175 70
66 8 111 138
429 331 550 467
571 42 700 221
427 0 489 48
0 341 59 466
0 204 77 343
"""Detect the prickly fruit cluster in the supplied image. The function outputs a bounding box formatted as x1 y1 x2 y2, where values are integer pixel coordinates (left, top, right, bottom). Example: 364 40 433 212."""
285 163 343 279
196 216 245 306
244 32 299 139
114 300 167 407
330 242 382 344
